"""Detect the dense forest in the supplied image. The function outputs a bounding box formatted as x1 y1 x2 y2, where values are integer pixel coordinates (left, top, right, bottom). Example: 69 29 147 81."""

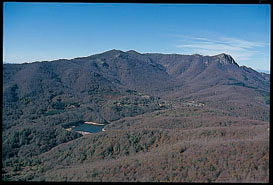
2 50 270 182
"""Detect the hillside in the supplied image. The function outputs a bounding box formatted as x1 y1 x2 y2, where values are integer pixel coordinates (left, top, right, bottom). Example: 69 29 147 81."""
2 50 270 182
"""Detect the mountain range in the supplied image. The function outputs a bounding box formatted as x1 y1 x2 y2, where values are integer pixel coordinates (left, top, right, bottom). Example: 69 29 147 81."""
2 49 270 182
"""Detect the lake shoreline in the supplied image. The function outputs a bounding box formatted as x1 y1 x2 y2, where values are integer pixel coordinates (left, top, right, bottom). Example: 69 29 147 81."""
65 121 105 135
84 121 105 126
76 131 91 135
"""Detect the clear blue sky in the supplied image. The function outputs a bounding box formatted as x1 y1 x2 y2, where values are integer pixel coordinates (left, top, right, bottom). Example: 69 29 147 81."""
3 3 271 71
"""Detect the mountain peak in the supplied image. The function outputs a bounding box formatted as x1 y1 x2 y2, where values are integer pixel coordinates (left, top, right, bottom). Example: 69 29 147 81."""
126 50 141 55
216 53 229 56
104 49 124 54
215 53 238 66
193 54 202 56
91 49 126 58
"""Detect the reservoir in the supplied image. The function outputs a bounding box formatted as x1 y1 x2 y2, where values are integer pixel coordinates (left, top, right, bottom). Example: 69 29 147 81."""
72 123 104 133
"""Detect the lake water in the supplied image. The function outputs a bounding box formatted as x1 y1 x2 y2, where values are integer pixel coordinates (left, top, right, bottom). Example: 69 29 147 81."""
72 124 104 133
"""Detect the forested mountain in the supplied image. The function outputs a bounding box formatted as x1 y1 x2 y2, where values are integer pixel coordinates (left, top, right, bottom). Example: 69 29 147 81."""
2 50 270 182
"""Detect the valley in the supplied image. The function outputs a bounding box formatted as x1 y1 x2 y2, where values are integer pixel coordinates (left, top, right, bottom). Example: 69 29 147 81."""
2 50 270 182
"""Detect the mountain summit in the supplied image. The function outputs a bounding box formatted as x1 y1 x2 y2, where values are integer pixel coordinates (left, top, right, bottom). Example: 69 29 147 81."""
215 53 238 66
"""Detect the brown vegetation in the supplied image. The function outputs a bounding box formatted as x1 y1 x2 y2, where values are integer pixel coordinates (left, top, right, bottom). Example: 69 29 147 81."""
2 50 270 182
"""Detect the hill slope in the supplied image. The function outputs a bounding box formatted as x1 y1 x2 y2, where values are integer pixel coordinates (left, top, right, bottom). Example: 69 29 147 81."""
2 50 270 182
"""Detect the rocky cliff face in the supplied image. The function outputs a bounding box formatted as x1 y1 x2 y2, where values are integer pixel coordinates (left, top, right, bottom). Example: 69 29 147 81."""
214 53 238 66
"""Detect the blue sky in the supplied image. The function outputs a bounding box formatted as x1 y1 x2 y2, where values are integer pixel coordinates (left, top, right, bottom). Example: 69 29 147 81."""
3 3 271 71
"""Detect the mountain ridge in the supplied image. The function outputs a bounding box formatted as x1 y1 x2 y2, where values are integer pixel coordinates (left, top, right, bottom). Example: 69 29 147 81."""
2 49 270 182
4 50 268 76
